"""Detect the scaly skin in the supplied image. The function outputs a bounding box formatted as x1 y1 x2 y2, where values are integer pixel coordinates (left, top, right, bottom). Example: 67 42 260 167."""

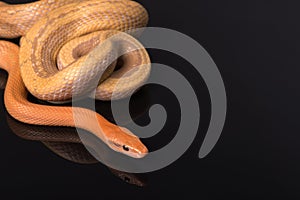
19 0 150 101
0 0 150 158
0 41 148 158
0 0 87 38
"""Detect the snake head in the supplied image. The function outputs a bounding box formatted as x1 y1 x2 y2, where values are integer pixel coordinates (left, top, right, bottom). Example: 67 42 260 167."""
105 126 148 158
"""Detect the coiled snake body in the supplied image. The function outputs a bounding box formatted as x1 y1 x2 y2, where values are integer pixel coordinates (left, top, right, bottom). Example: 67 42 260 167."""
0 0 151 158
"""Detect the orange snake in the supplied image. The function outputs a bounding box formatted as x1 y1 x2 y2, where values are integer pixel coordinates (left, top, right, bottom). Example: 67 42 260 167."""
6 115 147 186
0 0 151 158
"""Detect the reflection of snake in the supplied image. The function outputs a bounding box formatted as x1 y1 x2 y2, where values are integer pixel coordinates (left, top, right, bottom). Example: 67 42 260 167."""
0 69 7 89
0 0 151 158
6 115 147 187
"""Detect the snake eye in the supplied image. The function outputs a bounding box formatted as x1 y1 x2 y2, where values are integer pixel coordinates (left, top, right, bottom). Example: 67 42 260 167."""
123 145 129 151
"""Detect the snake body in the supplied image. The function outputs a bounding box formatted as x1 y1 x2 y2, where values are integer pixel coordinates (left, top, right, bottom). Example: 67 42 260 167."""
0 0 151 158
0 0 87 38
6 115 147 187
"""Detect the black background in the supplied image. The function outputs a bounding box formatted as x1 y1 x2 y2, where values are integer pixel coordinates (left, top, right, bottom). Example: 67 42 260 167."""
1 0 300 199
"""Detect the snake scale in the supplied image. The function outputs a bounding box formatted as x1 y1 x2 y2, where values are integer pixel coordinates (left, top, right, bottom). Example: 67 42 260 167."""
0 0 151 158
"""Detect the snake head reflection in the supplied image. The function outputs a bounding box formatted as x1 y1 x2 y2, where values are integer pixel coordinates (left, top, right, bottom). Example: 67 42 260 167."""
108 167 147 187
106 127 148 158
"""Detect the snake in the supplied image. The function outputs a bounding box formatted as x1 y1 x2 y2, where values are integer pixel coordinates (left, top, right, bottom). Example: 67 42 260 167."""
6 114 147 187
0 0 151 158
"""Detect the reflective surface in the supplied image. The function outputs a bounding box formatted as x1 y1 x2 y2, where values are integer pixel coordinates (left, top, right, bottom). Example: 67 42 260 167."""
1 0 300 198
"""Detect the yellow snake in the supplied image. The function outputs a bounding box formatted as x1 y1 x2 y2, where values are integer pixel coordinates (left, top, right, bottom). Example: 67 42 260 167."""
0 0 151 158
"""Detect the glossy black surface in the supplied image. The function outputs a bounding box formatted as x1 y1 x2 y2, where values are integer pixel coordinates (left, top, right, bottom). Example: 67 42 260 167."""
1 0 300 199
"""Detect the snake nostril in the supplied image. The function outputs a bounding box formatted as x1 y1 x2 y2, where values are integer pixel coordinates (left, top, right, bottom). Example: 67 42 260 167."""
123 145 129 151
